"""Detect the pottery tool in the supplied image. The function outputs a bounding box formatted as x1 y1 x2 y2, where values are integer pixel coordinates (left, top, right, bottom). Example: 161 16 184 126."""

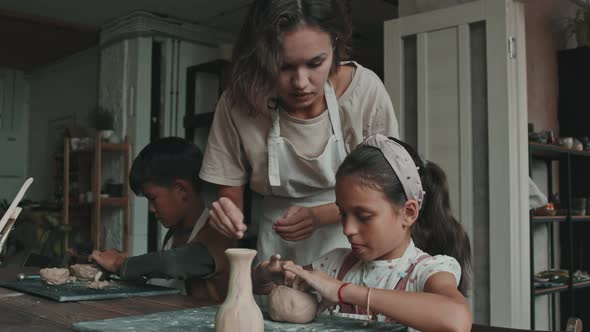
16 273 41 281
0 177 33 231
0 207 22 254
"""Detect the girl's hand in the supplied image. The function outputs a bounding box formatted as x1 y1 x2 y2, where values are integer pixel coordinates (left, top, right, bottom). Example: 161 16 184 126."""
209 197 247 239
89 250 126 273
273 206 317 241
283 263 343 313
253 254 296 294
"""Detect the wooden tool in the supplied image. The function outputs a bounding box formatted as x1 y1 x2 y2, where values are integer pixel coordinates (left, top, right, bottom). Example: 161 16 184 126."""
0 207 23 255
0 177 33 255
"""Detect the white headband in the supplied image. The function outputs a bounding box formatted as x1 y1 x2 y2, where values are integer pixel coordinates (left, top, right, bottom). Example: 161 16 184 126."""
361 134 425 208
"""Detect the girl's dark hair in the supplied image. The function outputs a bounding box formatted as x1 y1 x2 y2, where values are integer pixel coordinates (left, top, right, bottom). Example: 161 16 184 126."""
336 138 472 296
227 0 352 114
129 137 203 195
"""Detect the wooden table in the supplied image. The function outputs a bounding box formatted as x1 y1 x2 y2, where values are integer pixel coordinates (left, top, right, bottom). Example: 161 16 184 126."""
0 267 211 331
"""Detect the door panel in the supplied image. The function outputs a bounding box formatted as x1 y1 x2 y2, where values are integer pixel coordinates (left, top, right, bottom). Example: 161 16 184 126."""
385 0 529 328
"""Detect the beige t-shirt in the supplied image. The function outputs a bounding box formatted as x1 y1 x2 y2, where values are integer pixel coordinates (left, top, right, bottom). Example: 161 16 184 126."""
200 62 399 195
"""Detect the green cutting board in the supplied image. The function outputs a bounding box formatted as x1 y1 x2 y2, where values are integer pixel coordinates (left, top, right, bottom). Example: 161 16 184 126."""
72 305 407 331
0 279 180 302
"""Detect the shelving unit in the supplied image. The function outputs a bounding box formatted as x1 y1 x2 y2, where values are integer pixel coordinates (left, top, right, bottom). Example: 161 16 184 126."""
92 135 131 253
62 135 130 254
62 138 93 252
529 142 590 329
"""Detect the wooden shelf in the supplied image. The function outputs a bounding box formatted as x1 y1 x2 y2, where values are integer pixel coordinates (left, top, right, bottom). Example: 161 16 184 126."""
531 216 567 224
530 142 590 160
101 142 130 152
534 284 569 296
534 280 590 296
62 135 131 253
99 197 128 207
531 216 590 224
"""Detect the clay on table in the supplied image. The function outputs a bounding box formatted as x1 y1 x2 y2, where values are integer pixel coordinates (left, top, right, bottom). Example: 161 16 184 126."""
70 264 101 280
39 268 71 286
268 285 318 324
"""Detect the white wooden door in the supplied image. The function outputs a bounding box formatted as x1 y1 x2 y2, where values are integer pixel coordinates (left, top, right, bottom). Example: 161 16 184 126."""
0 70 29 201
385 0 529 328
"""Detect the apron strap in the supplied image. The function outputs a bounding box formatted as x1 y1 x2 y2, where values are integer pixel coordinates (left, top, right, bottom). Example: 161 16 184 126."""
336 252 360 281
268 109 281 187
393 254 431 291
336 252 359 315
162 228 174 251
325 81 347 156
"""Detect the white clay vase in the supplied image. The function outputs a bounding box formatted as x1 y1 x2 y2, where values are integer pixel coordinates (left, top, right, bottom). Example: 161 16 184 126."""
214 248 264 332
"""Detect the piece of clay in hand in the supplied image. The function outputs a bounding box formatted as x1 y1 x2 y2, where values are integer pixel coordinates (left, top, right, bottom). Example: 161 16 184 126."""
40 268 70 286
268 285 318 323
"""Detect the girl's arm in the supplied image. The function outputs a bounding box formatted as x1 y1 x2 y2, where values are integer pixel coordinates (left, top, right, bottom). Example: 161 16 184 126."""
284 265 471 332
252 257 311 294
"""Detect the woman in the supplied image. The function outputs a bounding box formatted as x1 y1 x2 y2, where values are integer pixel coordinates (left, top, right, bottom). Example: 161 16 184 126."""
200 0 399 265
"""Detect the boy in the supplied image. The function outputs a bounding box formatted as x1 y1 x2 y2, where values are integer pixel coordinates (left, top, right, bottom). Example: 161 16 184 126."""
89 137 235 303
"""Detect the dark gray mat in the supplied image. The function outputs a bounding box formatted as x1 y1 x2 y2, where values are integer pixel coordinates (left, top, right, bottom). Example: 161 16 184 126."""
72 305 407 331
0 279 180 302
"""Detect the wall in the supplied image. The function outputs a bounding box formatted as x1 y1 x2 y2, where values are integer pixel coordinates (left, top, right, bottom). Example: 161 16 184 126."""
27 47 99 202
526 0 577 134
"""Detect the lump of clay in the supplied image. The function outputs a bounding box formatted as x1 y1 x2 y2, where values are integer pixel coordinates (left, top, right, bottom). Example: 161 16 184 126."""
268 285 318 324
70 264 100 280
87 280 110 289
87 271 110 290
40 268 70 286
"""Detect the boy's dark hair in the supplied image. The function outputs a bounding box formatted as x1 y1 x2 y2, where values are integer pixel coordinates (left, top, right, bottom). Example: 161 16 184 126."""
336 137 472 296
129 137 203 195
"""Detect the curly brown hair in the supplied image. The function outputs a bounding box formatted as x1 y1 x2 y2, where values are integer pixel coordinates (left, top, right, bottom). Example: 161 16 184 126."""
227 0 352 115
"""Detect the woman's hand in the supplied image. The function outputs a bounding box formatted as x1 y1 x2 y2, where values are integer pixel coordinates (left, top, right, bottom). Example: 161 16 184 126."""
283 263 343 313
209 197 247 239
252 254 296 294
88 250 127 273
273 206 317 241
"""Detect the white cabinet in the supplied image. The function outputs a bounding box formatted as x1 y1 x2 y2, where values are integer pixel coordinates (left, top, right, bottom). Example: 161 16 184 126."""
0 69 29 200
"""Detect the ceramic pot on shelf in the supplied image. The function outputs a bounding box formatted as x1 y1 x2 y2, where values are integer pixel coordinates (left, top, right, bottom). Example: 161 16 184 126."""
214 249 264 332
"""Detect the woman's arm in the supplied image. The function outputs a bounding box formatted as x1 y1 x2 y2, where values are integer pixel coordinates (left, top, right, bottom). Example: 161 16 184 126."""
284 265 471 332
209 185 247 239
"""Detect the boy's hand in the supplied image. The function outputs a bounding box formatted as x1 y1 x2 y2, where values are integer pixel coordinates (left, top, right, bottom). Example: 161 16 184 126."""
273 206 317 241
89 250 127 273
209 197 247 239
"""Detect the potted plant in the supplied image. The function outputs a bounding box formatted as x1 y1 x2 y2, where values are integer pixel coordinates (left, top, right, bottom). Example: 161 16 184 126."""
94 106 115 141
569 0 590 47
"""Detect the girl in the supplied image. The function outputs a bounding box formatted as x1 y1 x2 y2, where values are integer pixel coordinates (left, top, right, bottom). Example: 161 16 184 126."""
254 134 472 332
201 0 399 266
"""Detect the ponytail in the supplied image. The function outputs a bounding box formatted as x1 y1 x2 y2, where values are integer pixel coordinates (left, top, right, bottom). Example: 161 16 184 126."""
412 161 472 296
